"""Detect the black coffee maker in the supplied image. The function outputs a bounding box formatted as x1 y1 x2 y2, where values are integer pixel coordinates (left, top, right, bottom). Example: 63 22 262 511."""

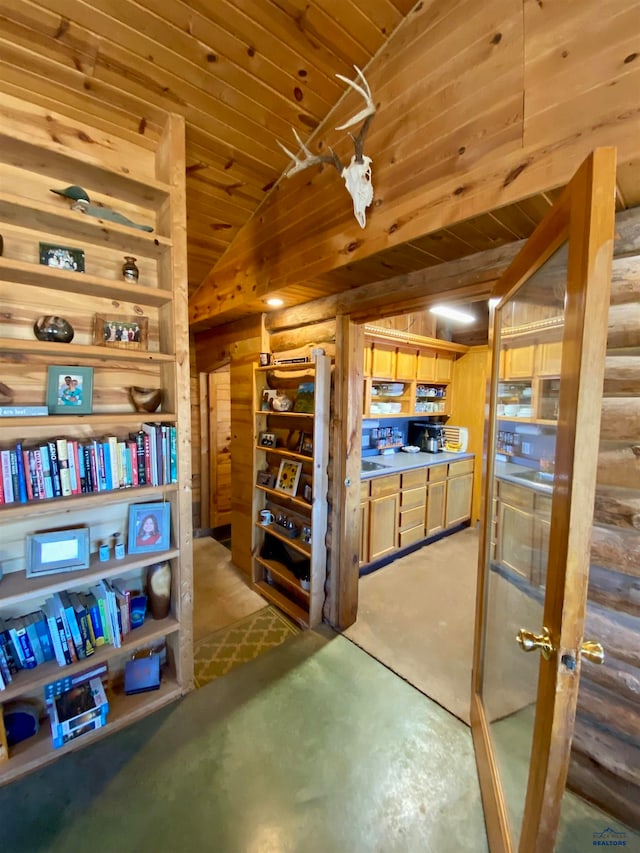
409 421 445 453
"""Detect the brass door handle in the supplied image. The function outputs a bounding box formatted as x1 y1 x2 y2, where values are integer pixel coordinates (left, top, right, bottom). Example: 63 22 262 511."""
516 626 555 660
581 639 604 664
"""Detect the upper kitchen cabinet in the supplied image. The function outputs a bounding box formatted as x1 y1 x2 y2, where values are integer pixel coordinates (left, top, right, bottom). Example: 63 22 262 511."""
362 328 467 419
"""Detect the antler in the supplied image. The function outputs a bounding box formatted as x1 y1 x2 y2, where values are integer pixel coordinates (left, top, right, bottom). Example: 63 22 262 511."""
277 128 343 177
335 66 376 163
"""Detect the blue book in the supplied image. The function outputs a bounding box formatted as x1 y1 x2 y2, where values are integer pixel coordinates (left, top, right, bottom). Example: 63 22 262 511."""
14 443 28 503
0 620 20 674
101 442 113 492
169 426 177 483
58 591 85 659
8 617 37 669
32 611 55 662
0 643 11 684
23 614 45 665
42 599 69 667
77 443 87 492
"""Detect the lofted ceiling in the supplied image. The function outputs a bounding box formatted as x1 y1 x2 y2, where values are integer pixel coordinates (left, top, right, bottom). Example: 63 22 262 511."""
1 1 636 330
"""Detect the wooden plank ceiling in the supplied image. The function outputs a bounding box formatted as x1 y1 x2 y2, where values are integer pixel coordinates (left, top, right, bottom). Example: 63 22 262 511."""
0 1 634 327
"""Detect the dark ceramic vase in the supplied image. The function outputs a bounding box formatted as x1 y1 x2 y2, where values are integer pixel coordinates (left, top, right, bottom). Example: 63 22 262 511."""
33 315 74 343
146 561 171 619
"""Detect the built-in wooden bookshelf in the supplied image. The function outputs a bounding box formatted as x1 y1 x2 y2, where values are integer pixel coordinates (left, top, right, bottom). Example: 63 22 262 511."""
251 357 330 628
0 92 192 784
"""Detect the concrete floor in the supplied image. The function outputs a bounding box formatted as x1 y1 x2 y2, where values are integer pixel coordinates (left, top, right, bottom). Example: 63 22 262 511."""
0 628 489 853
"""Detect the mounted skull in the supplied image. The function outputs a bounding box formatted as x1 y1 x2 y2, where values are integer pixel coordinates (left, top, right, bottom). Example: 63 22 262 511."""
278 66 376 228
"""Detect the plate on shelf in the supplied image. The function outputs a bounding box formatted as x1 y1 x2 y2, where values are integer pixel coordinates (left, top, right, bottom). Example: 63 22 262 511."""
374 383 404 396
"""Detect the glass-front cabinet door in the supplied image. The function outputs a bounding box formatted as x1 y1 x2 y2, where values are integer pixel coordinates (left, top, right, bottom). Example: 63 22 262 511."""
471 148 617 852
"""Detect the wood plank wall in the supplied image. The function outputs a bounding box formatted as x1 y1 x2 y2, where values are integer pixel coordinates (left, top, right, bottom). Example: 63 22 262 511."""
191 0 640 327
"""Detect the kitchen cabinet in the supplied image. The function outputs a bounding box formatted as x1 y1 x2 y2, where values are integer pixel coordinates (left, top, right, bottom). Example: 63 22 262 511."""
416 349 437 381
503 345 535 379
366 474 400 562
445 460 474 527
359 481 371 567
252 356 330 627
370 342 396 379
494 479 552 584
425 465 448 538
395 346 418 381
535 341 562 376
398 469 427 549
434 353 454 382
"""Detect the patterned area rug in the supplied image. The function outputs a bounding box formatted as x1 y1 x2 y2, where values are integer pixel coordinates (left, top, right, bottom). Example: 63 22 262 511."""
194 605 299 688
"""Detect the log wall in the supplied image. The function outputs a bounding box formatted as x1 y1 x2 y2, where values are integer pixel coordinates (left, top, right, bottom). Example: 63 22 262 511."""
568 245 640 829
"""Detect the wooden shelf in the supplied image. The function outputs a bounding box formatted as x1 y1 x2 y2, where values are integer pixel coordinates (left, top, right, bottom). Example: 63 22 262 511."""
254 410 314 419
255 522 311 557
0 548 179 608
0 412 176 431
0 616 180 703
0 672 181 786
253 580 309 628
254 556 310 603
252 355 329 628
0 338 174 363
255 445 313 463
256 484 311 513
0 483 178 522
0 129 171 205
0 257 173 307
0 192 170 257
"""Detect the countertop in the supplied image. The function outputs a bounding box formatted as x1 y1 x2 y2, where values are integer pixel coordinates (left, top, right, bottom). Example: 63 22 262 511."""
360 450 474 479
494 460 553 494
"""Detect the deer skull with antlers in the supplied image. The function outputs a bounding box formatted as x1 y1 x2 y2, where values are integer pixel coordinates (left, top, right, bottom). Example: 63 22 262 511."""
278 66 376 228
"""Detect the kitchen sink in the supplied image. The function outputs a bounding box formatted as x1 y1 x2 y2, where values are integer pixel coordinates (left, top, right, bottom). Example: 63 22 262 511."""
361 460 389 472
513 470 554 484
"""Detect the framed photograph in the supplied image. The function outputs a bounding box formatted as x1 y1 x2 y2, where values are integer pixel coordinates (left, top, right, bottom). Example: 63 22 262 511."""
26 527 90 578
128 502 171 554
275 459 302 496
46 366 93 414
93 314 148 351
257 470 275 489
39 242 85 273
259 432 276 448
299 433 313 456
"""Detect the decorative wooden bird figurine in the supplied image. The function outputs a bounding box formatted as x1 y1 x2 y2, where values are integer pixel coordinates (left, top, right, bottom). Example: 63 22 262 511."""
50 186 154 232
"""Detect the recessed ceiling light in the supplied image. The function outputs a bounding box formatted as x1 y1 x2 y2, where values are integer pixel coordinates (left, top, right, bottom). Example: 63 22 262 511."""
429 304 475 324
266 298 284 307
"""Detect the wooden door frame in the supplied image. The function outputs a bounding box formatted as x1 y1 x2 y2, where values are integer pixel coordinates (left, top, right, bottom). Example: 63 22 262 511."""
470 148 617 851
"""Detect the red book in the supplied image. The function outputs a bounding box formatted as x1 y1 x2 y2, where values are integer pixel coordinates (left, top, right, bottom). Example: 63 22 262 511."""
128 441 139 487
142 433 152 486
23 449 35 501
70 441 82 494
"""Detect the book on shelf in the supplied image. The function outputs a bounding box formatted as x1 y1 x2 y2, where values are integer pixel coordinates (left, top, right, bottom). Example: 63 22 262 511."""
0 405 49 417
56 438 72 497
43 599 71 667
13 443 28 503
47 439 62 498
80 592 105 647
44 661 108 702
6 617 37 669
47 675 109 749
69 592 96 658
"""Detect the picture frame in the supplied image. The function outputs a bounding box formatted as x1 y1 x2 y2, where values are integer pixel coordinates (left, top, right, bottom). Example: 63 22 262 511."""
259 431 276 448
46 366 93 415
299 433 313 456
275 459 302 496
39 242 85 273
257 470 275 489
127 502 171 554
26 527 90 578
93 314 148 351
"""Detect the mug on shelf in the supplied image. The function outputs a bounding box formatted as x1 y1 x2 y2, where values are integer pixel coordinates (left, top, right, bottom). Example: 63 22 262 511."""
259 509 274 525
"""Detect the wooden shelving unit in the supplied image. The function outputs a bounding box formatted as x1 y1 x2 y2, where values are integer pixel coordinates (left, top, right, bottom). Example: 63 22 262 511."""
251 357 330 628
0 92 192 784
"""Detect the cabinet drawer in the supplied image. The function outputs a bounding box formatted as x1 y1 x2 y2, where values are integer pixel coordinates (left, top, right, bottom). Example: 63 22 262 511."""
400 485 426 509
370 473 400 498
427 464 448 482
449 459 474 477
498 480 535 510
399 525 425 549
535 494 552 515
401 468 427 490
399 505 424 531
360 480 371 501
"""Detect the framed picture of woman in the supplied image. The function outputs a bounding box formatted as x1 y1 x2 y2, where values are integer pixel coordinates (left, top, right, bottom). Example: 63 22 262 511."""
127 502 171 554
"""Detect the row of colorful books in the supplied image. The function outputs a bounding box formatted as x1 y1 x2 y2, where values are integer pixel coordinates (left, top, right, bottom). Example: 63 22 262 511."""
0 580 145 688
0 423 177 504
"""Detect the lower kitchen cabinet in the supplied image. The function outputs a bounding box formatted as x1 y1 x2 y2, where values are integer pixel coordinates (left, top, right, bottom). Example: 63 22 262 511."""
367 474 400 562
445 461 475 528
359 480 371 567
495 479 551 584
425 480 446 537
